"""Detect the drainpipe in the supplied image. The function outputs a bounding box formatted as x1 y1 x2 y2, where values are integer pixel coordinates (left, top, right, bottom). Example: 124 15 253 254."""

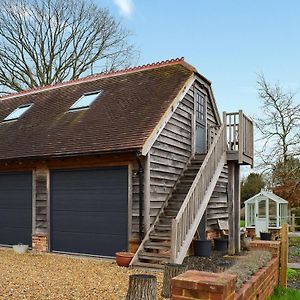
136 154 144 242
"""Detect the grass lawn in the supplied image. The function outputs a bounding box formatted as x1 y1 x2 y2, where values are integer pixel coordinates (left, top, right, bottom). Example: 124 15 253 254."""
269 287 300 300
240 219 245 227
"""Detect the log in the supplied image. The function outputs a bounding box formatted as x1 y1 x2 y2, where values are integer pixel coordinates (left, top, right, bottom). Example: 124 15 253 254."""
125 274 156 300
161 263 188 298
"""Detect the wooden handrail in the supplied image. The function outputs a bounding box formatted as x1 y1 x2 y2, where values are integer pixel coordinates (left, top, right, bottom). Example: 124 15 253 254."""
170 123 227 263
224 110 254 166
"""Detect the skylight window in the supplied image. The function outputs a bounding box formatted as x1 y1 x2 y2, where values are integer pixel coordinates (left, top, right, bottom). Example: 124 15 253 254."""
4 104 33 122
69 91 102 111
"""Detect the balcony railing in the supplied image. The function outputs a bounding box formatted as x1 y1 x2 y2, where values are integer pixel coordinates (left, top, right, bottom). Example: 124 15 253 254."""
224 110 254 166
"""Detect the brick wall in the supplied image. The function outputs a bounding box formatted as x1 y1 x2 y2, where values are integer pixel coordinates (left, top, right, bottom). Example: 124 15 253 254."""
172 241 280 300
32 234 48 252
235 257 279 300
172 270 236 300
207 230 220 240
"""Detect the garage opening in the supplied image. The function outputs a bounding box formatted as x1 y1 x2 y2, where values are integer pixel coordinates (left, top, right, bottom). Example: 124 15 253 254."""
0 172 32 246
50 167 128 256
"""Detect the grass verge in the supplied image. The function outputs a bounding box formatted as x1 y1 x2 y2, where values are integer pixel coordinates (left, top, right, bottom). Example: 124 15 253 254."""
269 287 300 300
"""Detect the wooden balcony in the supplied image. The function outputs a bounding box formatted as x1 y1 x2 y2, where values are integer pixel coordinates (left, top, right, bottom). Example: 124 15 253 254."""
223 110 254 167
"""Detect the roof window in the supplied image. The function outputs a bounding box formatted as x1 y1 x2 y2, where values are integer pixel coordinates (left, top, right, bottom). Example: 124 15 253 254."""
4 103 33 121
69 91 102 111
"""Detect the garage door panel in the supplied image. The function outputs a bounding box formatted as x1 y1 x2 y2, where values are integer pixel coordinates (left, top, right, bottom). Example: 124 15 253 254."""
0 209 32 227
51 167 128 256
0 172 32 246
0 227 31 246
52 190 128 211
52 211 128 234
52 231 127 256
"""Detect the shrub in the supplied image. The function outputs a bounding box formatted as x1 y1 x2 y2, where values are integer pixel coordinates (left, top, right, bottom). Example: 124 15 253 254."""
225 250 272 290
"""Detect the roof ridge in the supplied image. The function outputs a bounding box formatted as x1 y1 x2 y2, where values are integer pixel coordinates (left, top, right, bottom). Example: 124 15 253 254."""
0 57 192 101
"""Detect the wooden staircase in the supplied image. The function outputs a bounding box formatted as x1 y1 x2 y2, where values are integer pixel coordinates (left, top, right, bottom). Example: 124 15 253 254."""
131 123 227 268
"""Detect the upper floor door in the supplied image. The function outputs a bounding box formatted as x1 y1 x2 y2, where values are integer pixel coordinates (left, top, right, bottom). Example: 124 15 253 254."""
195 89 207 153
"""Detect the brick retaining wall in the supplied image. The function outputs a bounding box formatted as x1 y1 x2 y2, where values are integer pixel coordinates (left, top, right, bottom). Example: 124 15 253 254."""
172 241 280 300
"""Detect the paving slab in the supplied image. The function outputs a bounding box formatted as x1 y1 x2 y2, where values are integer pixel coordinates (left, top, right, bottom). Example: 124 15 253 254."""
288 263 300 269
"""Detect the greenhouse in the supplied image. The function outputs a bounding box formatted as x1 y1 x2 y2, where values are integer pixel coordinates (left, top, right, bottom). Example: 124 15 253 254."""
245 189 288 236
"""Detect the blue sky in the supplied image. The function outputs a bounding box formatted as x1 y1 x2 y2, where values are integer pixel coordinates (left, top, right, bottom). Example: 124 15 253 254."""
98 0 300 118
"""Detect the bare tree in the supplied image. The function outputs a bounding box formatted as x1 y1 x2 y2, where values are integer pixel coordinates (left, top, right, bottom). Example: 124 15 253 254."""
0 0 137 94
255 74 300 171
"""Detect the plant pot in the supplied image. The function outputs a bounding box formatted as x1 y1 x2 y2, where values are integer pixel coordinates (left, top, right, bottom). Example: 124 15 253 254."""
213 238 228 254
13 244 29 254
242 237 252 251
115 252 134 267
193 240 212 257
260 232 272 241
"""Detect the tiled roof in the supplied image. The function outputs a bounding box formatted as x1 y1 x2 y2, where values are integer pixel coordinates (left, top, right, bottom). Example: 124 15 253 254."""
0 58 194 160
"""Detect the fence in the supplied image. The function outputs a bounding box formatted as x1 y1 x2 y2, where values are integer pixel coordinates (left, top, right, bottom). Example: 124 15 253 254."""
289 214 300 232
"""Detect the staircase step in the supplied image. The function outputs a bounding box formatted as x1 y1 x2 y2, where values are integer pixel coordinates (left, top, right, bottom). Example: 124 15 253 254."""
155 225 171 232
149 233 171 240
132 261 165 270
138 253 170 262
144 241 171 250
139 251 170 258
150 231 171 238
167 201 182 209
194 154 206 160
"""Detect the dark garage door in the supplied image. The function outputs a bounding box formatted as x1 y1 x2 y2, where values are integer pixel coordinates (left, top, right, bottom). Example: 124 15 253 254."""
50 167 128 256
0 172 32 246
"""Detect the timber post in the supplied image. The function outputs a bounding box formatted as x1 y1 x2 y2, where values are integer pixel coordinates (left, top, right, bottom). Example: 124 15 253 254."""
279 223 288 288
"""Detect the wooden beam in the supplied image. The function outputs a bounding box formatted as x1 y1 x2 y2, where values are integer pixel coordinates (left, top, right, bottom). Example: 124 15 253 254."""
143 154 151 232
234 163 240 253
227 161 235 255
279 223 288 287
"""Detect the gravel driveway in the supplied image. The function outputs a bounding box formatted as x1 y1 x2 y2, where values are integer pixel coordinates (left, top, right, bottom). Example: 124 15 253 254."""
0 248 163 300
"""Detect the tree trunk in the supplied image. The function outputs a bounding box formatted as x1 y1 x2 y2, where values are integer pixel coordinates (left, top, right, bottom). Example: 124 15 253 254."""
125 274 157 300
161 263 188 298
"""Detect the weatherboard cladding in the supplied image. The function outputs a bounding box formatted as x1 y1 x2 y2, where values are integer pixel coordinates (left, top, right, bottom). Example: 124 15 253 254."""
0 63 193 160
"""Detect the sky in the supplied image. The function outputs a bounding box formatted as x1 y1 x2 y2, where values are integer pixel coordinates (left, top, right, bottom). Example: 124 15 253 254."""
98 0 300 119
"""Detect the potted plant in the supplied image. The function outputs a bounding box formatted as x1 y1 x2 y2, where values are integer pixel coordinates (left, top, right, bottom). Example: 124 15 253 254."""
193 230 212 257
213 237 228 254
242 231 252 251
115 251 135 267
260 231 272 241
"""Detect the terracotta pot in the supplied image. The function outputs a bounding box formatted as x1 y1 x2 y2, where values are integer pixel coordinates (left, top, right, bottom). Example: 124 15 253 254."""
115 252 134 267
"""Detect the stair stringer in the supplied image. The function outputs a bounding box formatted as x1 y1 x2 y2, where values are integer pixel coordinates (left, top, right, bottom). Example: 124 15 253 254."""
171 153 226 264
130 156 193 266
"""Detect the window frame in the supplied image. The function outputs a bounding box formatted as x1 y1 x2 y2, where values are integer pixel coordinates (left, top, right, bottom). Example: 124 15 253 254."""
3 103 33 122
68 90 103 111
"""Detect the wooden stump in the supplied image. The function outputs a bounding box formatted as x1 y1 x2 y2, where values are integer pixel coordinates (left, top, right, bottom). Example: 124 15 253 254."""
161 263 188 298
125 274 156 300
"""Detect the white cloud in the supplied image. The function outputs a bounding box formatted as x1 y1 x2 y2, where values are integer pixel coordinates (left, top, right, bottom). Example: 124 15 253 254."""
113 0 134 17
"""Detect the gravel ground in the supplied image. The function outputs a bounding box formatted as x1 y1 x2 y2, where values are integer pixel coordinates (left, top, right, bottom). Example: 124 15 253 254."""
0 248 164 300
289 237 300 263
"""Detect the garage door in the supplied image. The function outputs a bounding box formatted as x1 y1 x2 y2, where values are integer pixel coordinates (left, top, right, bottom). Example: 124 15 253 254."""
50 167 128 256
0 172 32 246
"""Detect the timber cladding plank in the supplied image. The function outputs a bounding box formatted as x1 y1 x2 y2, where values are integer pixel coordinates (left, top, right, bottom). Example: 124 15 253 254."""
147 89 193 228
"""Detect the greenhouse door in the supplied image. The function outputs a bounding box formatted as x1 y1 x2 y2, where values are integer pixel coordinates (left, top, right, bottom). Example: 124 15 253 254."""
256 198 267 237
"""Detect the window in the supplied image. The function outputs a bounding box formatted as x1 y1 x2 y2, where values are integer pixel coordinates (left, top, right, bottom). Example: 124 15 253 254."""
196 92 205 122
258 199 266 218
247 203 255 226
269 199 277 227
4 104 33 121
69 91 102 111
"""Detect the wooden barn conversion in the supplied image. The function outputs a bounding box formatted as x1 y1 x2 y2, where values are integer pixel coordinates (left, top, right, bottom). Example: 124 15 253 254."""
0 58 253 267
